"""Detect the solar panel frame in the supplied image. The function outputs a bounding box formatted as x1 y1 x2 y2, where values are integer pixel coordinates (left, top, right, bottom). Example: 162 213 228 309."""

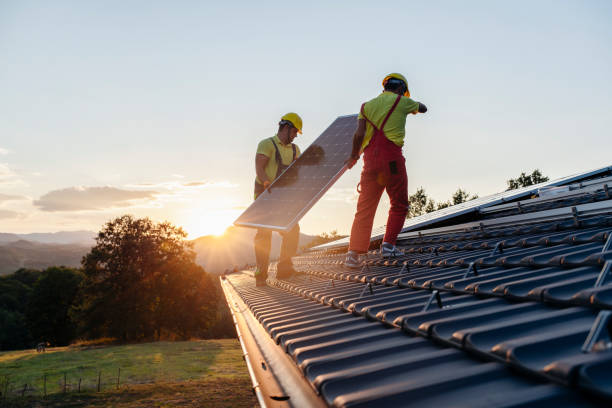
312 164 612 250
234 114 358 232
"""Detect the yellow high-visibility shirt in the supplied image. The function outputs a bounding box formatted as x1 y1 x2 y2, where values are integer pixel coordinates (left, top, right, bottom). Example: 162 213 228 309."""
358 91 420 150
255 134 301 185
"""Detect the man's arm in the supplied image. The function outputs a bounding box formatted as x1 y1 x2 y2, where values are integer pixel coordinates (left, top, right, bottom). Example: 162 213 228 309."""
255 153 271 187
346 119 366 169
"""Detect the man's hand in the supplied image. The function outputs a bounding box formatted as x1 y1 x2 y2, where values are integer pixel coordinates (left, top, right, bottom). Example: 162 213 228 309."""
263 180 271 190
345 155 359 169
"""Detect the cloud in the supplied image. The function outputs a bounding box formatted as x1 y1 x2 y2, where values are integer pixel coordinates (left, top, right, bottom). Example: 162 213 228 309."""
0 209 21 219
0 148 10 155
34 186 158 212
127 180 238 191
0 163 22 186
0 193 27 203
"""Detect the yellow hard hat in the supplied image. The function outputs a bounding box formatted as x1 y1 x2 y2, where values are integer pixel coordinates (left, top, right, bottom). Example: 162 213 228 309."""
382 73 410 97
280 112 303 134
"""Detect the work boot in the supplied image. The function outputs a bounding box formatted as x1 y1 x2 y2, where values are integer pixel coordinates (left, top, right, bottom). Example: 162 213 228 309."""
276 263 297 279
255 275 267 287
381 242 402 258
344 250 362 269
254 266 267 287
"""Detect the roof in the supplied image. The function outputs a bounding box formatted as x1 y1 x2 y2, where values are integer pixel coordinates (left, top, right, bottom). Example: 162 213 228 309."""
222 167 612 407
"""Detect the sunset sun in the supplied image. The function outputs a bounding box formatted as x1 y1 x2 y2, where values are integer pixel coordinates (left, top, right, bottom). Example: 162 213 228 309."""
185 210 239 238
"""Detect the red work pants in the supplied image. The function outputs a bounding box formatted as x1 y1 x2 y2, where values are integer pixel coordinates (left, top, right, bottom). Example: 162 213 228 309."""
348 135 408 253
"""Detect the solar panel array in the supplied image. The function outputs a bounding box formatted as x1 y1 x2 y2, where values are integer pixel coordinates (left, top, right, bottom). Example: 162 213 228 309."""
314 165 612 249
234 114 358 231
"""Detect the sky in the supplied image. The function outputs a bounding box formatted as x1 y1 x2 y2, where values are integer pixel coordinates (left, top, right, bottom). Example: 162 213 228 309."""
1 0 611 238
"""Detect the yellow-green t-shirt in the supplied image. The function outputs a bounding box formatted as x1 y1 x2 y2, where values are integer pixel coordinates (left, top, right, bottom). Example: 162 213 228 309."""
358 91 420 151
255 134 301 185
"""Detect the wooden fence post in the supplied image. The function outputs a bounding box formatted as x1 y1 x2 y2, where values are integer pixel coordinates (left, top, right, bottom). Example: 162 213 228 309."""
78 378 82 393
63 373 67 393
97 371 101 392
43 374 47 398
116 368 120 390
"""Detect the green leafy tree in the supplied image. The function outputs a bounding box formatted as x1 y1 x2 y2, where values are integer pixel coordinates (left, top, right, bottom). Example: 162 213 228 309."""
408 187 478 218
302 230 347 251
26 267 82 346
77 215 218 341
507 169 549 190
451 188 479 205
408 187 431 218
0 309 30 350
0 270 40 350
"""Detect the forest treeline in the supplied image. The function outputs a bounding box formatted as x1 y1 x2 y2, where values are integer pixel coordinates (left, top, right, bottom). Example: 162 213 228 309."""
0 215 234 351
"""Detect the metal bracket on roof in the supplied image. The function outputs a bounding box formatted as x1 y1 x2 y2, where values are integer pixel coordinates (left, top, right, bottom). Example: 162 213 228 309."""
399 262 410 275
594 261 611 288
581 310 612 353
604 184 610 199
490 242 504 257
603 232 612 253
571 206 580 225
516 201 523 214
479 222 485 232
422 290 442 312
359 282 374 298
360 261 371 274
462 262 479 279
327 279 335 288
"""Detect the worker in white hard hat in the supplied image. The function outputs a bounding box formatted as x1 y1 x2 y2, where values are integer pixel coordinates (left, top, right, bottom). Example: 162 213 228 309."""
253 113 303 286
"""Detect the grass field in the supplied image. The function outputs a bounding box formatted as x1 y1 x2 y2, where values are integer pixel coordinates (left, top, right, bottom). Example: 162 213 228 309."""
0 340 257 407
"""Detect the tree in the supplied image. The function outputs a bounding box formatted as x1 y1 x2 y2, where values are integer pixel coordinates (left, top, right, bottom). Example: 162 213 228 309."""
302 230 347 251
0 309 30 350
408 187 431 218
451 188 479 205
507 169 549 190
0 270 40 350
77 215 218 341
408 187 478 218
26 267 82 346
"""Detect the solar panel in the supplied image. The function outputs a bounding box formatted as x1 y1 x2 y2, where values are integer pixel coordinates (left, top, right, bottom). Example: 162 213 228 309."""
313 165 612 250
234 114 358 231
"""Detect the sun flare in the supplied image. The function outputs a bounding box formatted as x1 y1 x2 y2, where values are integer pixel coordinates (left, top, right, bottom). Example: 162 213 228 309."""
185 210 239 238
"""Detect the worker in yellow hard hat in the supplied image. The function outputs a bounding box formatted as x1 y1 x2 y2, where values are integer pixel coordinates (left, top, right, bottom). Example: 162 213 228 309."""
344 73 427 268
253 113 303 286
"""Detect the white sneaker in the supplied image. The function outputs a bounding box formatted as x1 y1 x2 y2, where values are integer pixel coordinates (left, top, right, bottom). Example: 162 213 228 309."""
344 250 362 269
380 242 401 258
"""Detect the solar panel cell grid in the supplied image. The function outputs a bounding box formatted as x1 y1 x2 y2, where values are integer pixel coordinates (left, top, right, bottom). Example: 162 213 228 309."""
235 114 358 231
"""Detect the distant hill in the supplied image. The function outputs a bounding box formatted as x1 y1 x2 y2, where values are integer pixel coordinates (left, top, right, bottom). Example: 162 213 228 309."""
0 230 95 245
192 226 317 274
0 240 90 275
0 227 317 276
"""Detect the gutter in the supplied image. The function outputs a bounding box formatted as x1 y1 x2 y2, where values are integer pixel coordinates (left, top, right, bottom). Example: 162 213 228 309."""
220 275 328 408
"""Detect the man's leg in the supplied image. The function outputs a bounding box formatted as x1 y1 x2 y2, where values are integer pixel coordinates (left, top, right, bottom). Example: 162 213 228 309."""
348 166 386 253
383 158 409 245
254 228 272 285
277 223 300 278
